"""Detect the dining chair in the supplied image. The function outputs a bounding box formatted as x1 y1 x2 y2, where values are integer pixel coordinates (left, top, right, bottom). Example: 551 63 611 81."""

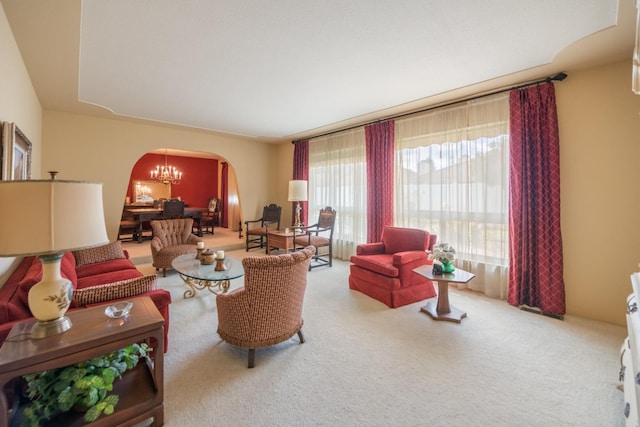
200 197 219 235
162 199 184 219
244 203 282 251
293 206 337 270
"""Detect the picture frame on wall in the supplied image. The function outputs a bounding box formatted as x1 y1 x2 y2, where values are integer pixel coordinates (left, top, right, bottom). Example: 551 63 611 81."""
1 122 32 180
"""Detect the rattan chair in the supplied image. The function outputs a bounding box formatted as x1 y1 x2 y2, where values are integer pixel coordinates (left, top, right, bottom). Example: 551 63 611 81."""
244 203 281 251
150 218 203 276
216 245 315 368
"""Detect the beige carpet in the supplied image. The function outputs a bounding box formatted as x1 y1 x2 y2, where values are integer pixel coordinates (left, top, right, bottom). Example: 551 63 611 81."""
132 250 627 426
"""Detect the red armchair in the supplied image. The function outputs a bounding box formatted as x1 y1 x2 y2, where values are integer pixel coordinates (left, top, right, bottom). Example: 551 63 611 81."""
349 226 437 308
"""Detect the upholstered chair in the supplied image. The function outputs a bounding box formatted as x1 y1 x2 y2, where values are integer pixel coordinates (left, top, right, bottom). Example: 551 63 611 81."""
349 226 437 308
293 206 336 270
244 203 282 251
150 218 203 276
216 246 315 368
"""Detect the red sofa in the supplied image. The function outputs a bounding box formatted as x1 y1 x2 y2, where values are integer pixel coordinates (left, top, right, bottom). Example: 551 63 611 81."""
0 242 171 351
349 226 437 308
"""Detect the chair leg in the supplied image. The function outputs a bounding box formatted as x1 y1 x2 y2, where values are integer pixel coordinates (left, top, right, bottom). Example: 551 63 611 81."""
297 329 305 344
162 268 166 277
248 349 256 368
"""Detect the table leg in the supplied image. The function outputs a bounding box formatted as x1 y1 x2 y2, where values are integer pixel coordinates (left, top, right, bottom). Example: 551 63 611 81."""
178 274 231 299
196 217 203 237
136 222 144 243
420 280 467 323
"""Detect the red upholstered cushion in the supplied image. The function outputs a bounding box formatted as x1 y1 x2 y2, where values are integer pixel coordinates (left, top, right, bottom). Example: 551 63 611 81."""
77 268 143 289
356 242 385 255
349 254 398 278
75 258 138 279
381 227 429 254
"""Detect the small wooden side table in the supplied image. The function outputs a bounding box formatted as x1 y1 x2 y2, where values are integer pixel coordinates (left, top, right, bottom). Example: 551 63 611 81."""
266 230 298 255
0 296 164 426
413 265 475 323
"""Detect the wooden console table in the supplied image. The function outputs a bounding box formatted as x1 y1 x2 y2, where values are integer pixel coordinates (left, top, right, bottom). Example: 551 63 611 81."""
413 264 475 323
0 296 164 426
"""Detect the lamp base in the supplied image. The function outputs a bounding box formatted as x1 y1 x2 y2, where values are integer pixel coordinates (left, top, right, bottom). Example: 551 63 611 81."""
30 316 72 339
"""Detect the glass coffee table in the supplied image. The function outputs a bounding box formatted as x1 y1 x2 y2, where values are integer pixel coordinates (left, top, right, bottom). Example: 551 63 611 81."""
171 254 244 299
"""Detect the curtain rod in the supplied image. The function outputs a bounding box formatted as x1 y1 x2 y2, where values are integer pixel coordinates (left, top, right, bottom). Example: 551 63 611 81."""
291 72 568 144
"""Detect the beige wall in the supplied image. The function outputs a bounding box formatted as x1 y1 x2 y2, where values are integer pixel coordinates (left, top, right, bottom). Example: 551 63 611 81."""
41 111 281 243
0 4 42 282
557 60 640 326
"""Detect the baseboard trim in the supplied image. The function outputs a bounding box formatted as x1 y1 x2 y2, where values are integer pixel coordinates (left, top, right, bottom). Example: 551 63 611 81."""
520 305 564 320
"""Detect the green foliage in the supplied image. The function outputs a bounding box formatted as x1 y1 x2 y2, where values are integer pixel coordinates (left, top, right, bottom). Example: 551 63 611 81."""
21 342 151 426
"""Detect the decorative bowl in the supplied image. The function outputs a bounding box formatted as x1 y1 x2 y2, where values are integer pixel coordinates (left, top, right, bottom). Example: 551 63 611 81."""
105 301 133 318
200 252 216 265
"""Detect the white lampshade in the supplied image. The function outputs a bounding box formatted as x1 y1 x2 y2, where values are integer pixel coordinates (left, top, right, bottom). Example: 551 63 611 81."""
288 180 308 202
0 179 108 337
0 180 108 257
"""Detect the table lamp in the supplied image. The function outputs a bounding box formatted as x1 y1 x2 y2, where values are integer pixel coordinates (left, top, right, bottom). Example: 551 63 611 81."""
0 176 108 338
288 180 308 228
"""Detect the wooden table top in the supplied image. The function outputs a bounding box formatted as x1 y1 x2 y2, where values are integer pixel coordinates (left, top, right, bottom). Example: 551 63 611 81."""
413 264 475 284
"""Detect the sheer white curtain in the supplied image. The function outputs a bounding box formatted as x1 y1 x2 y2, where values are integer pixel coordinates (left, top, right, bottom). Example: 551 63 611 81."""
308 128 367 260
394 94 510 298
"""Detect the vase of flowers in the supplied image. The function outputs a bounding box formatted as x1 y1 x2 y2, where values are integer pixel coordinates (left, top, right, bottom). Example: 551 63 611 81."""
430 242 456 273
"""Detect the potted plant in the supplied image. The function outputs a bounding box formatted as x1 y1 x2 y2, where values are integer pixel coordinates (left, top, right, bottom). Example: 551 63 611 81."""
20 342 151 426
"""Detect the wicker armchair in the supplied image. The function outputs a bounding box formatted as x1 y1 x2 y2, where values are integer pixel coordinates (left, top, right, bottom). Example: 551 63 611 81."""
216 246 315 368
150 218 203 277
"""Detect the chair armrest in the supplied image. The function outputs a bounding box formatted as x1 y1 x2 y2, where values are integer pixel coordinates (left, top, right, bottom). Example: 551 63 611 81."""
306 226 330 235
150 237 163 254
356 242 385 255
216 288 251 336
393 250 427 266
244 218 263 226
185 234 203 245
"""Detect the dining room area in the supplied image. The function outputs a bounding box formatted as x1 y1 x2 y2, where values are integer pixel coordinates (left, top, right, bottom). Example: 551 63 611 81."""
117 148 243 246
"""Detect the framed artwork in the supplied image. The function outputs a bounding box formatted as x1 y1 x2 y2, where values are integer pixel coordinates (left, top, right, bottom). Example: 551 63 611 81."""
1 122 32 180
133 180 171 203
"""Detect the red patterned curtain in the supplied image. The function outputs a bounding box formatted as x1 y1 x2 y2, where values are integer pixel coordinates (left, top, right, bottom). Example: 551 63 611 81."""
221 162 229 228
293 140 309 226
508 83 565 316
364 121 394 242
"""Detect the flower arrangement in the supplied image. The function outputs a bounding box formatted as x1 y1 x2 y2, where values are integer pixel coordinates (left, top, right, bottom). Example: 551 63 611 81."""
430 242 456 265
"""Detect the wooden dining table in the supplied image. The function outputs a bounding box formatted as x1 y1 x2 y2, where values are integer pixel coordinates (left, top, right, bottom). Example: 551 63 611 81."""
126 207 206 242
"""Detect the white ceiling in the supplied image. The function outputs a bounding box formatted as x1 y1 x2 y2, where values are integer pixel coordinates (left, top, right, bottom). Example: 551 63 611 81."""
2 0 636 143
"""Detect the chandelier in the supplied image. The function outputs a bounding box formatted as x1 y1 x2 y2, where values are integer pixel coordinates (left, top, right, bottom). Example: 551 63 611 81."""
150 149 182 185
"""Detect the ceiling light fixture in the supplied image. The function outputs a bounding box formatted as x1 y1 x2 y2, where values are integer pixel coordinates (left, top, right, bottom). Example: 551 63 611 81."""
151 149 182 185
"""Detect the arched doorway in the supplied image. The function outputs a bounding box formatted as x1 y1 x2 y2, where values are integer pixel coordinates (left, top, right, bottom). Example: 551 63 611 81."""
124 148 242 232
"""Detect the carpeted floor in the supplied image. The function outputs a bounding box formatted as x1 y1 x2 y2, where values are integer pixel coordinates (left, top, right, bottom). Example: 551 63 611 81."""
132 249 627 426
